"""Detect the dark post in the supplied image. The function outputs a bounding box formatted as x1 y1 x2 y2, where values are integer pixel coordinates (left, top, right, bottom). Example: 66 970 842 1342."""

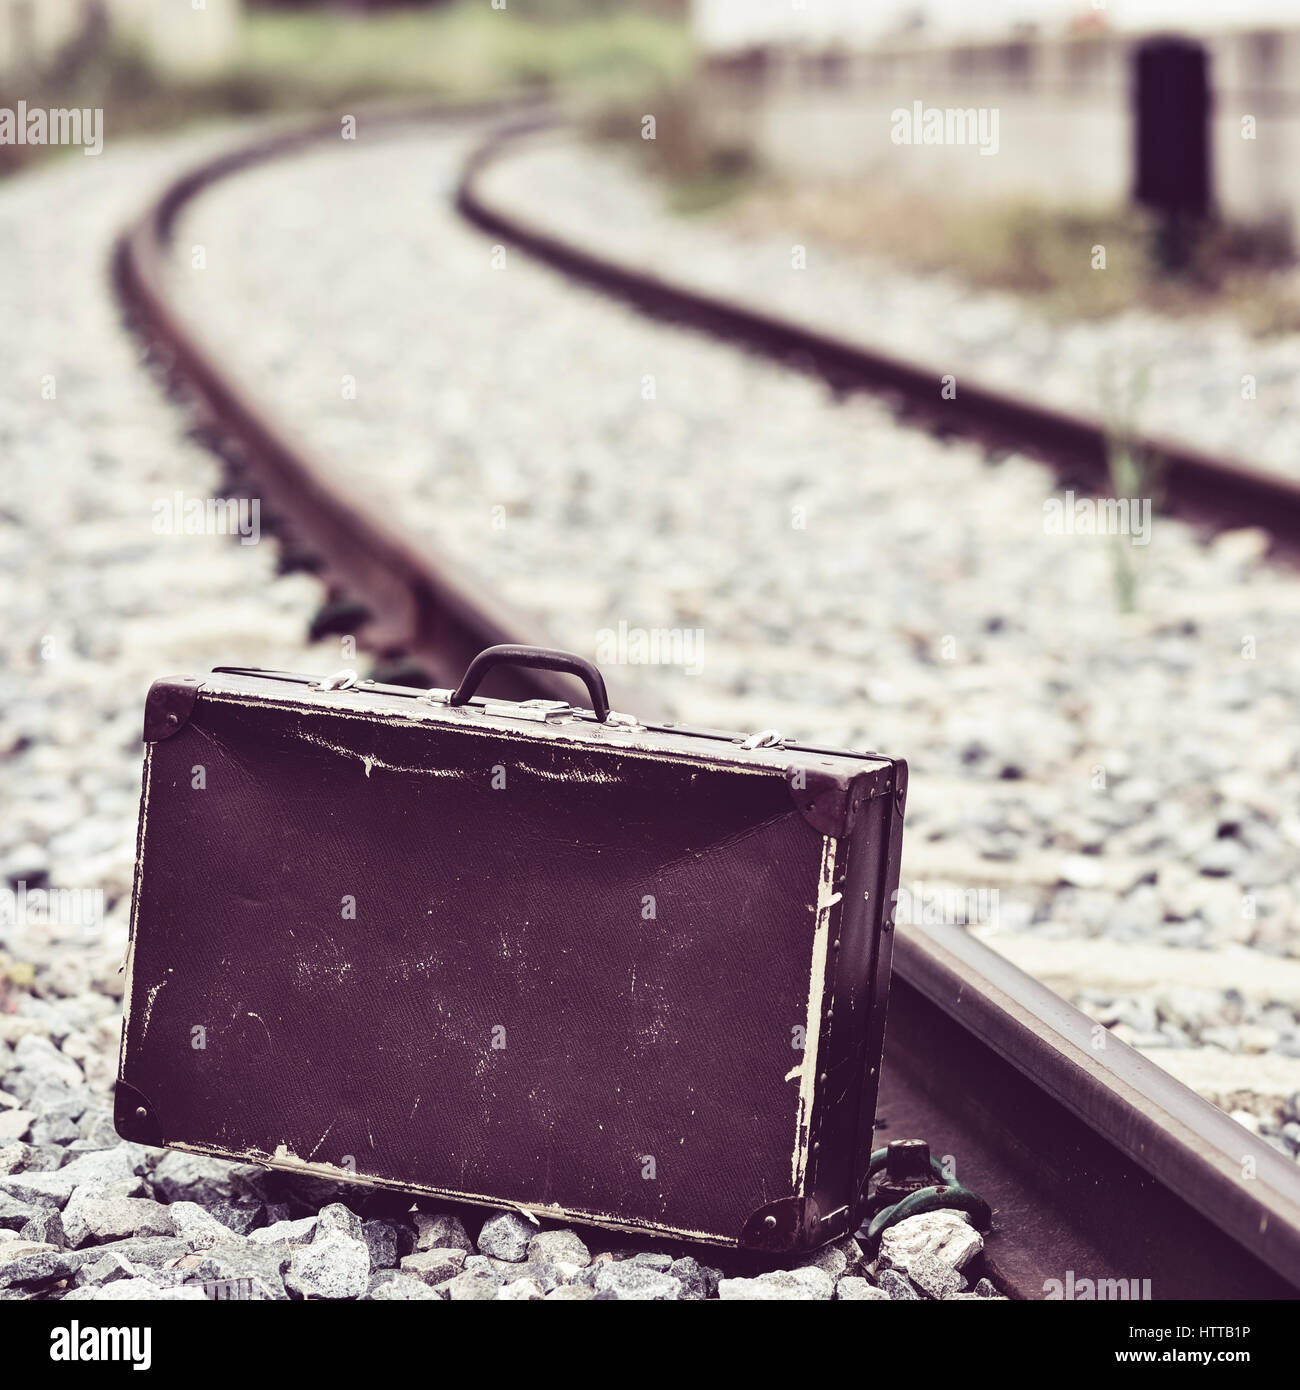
1133 37 1212 269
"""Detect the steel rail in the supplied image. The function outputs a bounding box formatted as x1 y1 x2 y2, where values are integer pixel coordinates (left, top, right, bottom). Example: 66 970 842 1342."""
457 118 1300 549
115 110 1300 1299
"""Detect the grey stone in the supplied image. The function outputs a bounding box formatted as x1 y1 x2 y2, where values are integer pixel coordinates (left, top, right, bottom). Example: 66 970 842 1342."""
629 1250 674 1272
0 1110 34 1143
0 1247 81 1288
18 1208 64 1246
367 1272 442 1301
74 1251 139 1286
594 1262 684 1301
462 1251 563 1286
526 1228 590 1268
78 1277 208 1302
717 1267 833 1301
83 1237 189 1270
496 1276 545 1300
476 1209 536 1261
10 1035 83 1091
0 1192 46 1232
77 1110 119 1148
877 1268 920 1301
285 1229 370 1300
570 1254 613 1289
973 1277 1001 1298
246 1215 318 1246
191 1242 293 1301
907 1251 967 1299
837 1276 889 1300
0 1143 38 1175
668 1254 721 1300
30 1115 79 1146
168 1200 240 1250
878 1210 983 1274
399 1248 467 1285
546 1283 597 1300
506 1259 568 1291
0 1143 138 1206
795 1244 849 1280
361 1219 398 1269
0 1240 59 1264
150 1150 235 1204
199 1195 263 1236
314 1201 363 1242
0 1177 62 1210
413 1210 473 1254
444 1268 503 1301
63 1192 173 1248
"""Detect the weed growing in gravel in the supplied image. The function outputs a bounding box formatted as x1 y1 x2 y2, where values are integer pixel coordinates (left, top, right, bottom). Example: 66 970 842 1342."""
1098 358 1159 614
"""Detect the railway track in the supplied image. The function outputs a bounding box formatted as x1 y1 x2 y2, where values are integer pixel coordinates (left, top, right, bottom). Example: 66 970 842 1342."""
459 119 1300 553
113 107 1300 1300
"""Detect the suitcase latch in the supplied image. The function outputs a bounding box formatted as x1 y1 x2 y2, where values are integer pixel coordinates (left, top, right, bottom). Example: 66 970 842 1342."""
485 698 577 723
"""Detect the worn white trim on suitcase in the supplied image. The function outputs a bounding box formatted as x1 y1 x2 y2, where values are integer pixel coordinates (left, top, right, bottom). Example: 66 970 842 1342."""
791 834 839 1191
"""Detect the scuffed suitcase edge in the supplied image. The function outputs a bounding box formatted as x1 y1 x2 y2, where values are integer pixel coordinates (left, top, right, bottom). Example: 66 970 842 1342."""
114 732 156 1131
104 1135 759 1249
850 757 909 1224
200 667 898 794
761 766 904 1251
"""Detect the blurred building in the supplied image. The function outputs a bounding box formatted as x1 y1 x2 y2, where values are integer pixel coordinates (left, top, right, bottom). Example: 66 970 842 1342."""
695 0 1300 47
692 0 1300 238
0 0 243 79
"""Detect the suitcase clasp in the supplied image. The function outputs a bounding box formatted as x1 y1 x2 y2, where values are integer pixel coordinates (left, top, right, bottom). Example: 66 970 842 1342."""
486 698 578 723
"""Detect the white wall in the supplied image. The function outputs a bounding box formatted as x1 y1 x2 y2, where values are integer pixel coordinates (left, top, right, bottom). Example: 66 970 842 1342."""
700 29 1300 235
693 0 1300 50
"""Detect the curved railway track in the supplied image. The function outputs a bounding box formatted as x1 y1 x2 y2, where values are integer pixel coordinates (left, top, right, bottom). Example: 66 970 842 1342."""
459 118 1300 554
114 106 1300 1300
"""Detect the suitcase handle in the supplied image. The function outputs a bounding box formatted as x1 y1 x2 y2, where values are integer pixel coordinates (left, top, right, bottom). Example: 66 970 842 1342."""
449 644 611 723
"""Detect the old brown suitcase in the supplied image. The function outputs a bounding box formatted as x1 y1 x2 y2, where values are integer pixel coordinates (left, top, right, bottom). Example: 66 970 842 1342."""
115 645 907 1251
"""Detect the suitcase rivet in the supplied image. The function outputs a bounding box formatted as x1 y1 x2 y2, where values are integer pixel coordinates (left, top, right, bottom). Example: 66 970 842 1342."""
134 1106 146 1119
762 1215 777 1231
165 714 178 726
819 1072 827 1083
832 938 840 950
